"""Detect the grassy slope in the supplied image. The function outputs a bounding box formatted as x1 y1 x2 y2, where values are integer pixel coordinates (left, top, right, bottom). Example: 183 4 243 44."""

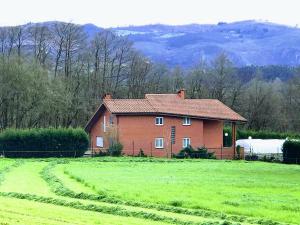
63 158 300 224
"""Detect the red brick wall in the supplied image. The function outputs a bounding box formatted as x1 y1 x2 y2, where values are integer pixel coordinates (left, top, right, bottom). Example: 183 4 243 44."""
89 109 112 150
117 115 204 157
89 109 230 158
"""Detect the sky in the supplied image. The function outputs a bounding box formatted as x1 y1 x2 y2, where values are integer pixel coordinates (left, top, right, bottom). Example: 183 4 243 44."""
0 0 300 27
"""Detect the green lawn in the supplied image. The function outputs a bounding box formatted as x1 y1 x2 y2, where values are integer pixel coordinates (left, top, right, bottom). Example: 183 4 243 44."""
0 196 168 225
0 157 299 225
62 158 300 224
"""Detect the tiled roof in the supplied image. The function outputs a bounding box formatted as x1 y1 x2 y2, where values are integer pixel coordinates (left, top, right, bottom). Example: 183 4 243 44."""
103 94 246 122
104 99 156 113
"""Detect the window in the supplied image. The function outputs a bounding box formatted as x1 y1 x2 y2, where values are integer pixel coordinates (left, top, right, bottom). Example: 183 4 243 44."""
96 136 104 147
155 117 164 125
109 115 114 125
183 117 191 125
103 116 106 132
155 138 164 149
183 138 191 148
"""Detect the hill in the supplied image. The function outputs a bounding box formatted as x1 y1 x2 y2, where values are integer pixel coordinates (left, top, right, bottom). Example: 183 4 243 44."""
2 20 300 68
109 20 300 67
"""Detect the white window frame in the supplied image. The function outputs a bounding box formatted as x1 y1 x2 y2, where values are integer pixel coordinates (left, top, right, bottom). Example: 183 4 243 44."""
183 137 191 148
103 116 106 132
155 117 164 126
155 138 164 149
96 136 104 148
183 117 191 125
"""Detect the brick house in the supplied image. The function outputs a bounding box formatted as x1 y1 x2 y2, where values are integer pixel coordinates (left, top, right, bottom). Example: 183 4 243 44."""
85 90 246 158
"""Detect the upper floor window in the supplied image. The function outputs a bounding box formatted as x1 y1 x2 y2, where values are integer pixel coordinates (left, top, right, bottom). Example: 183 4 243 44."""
155 117 164 125
183 117 191 125
109 115 114 125
155 138 164 149
103 116 106 132
183 138 191 148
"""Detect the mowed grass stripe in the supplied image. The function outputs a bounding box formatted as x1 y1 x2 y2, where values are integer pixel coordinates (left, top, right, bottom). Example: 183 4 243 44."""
0 161 56 197
54 163 98 194
0 196 168 225
1 192 234 225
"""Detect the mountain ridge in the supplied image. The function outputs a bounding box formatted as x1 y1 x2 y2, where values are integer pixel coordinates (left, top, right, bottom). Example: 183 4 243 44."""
3 20 300 68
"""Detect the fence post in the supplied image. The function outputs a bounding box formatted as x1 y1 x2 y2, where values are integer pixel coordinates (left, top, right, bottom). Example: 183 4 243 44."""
221 145 223 160
132 141 135 156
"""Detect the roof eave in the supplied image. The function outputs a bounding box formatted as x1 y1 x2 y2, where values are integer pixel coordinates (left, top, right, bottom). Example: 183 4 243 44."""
110 111 247 123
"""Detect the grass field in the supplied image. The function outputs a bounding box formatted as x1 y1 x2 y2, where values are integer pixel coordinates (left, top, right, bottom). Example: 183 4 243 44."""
0 157 299 225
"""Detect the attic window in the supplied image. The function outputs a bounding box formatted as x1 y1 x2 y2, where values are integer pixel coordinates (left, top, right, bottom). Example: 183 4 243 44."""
183 117 191 125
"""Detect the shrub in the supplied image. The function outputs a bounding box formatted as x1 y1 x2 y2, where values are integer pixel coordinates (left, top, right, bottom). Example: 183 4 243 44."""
108 142 123 156
245 154 259 161
94 150 108 157
223 127 300 142
175 146 216 159
282 139 300 164
0 128 89 158
235 145 241 160
137 149 147 157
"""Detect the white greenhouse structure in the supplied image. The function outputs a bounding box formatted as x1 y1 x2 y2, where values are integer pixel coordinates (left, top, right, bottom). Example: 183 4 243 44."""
236 139 285 158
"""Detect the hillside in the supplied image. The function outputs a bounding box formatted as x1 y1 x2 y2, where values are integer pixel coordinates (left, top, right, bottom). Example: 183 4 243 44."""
109 20 300 67
3 20 300 68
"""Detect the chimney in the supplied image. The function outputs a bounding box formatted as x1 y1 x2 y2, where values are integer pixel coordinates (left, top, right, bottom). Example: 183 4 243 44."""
103 93 112 100
177 89 185 99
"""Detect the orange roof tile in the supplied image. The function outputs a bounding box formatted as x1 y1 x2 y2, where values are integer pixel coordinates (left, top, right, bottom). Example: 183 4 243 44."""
103 94 246 122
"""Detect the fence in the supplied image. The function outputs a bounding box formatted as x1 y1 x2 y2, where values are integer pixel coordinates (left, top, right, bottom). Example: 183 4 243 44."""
0 150 84 158
88 145 242 159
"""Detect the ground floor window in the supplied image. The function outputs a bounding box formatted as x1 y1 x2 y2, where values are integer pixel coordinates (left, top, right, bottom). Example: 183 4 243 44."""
96 136 104 147
155 138 164 149
183 137 191 148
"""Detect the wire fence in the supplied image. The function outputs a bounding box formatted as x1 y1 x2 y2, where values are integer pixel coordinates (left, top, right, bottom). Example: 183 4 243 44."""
0 150 84 158
1 148 299 164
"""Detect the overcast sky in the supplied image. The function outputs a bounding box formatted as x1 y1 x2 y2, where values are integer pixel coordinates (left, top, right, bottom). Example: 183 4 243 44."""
0 0 299 27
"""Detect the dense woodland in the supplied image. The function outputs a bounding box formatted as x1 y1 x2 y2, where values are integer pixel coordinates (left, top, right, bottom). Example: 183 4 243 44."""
0 22 300 132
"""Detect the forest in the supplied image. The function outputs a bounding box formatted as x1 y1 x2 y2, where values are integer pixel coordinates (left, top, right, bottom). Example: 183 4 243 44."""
0 22 299 132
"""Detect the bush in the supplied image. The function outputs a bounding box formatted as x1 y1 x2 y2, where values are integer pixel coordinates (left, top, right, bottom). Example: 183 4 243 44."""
108 142 123 156
282 139 300 164
0 128 89 158
223 127 300 144
94 150 108 157
175 146 216 159
137 149 147 157
245 154 259 161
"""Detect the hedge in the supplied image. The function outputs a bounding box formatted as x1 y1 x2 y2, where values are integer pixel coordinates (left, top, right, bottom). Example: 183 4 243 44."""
0 128 89 158
223 127 300 147
282 139 300 164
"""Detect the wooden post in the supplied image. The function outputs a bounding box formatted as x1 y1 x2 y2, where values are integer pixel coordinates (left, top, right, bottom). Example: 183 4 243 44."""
221 145 223 160
132 141 135 156
232 122 237 159
170 141 173 158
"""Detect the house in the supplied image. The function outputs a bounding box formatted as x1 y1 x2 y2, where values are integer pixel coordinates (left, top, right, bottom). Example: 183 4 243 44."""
85 90 246 158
